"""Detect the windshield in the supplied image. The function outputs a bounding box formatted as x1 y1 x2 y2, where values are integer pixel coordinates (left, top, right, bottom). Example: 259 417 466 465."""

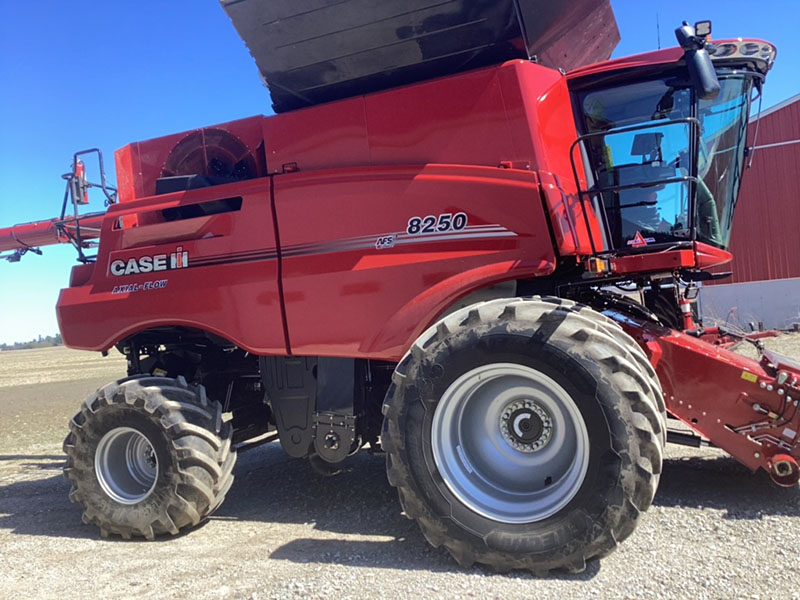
575 73 754 250
696 76 752 247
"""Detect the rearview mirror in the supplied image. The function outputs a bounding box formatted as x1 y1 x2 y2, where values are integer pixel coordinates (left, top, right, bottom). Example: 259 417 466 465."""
675 21 720 100
631 132 664 162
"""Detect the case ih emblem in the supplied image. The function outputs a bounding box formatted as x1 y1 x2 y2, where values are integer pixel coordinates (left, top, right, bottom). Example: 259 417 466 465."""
110 246 189 276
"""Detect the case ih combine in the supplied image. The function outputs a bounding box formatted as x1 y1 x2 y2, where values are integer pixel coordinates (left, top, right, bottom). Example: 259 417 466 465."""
1 0 798 574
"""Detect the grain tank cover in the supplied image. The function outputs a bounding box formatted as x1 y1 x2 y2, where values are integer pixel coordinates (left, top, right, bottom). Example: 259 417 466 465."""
219 0 619 113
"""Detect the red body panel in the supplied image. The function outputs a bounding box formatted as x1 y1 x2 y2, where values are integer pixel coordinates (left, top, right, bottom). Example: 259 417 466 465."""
274 164 555 358
54 61 595 356
115 115 267 202
625 320 800 472
565 39 772 81
57 178 285 354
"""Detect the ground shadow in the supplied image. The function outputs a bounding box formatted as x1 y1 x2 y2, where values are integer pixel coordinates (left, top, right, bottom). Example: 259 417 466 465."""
654 453 800 518
1 443 796 577
268 537 601 580
0 454 64 470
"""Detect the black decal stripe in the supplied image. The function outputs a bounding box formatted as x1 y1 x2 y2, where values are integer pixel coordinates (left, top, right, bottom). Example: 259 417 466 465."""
189 255 278 269
182 225 517 270
192 248 279 263
279 224 510 254
191 250 278 267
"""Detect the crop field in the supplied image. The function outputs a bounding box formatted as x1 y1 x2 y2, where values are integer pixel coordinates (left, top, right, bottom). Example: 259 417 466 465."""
1 342 799 600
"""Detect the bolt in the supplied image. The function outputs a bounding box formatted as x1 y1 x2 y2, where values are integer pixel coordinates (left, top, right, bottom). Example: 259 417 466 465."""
778 389 785 396
323 432 340 451
760 382 767 389
754 452 761 459
767 384 774 391
775 462 792 476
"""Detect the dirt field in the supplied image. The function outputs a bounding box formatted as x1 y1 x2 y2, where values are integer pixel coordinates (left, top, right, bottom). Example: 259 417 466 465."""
1 342 799 600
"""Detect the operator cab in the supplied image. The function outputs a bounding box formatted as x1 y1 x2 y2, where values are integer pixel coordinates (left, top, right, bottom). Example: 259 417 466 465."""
568 22 775 256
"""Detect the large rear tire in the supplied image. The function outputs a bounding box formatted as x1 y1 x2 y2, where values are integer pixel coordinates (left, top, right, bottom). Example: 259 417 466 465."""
382 297 664 573
63 375 236 539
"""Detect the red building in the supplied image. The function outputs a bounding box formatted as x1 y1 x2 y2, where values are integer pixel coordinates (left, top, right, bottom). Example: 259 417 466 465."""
725 93 800 282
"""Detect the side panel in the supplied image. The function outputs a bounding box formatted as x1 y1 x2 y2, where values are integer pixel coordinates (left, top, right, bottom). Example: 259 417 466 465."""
263 61 566 175
57 178 286 354
500 62 599 255
275 164 556 360
114 115 267 203
364 67 515 167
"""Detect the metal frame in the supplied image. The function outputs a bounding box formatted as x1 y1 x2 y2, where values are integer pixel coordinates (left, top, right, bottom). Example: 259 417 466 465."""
58 149 117 263
569 117 701 256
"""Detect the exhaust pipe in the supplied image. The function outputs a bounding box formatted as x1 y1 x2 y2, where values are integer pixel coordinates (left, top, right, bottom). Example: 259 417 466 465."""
768 454 800 487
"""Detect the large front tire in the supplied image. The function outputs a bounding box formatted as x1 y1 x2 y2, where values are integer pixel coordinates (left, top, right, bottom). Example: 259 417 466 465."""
382 297 664 573
63 376 236 539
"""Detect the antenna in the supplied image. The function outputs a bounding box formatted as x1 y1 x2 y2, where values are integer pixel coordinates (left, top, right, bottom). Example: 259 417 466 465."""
656 13 661 49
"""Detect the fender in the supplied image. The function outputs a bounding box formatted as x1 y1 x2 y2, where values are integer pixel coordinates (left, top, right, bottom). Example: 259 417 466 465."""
363 259 555 359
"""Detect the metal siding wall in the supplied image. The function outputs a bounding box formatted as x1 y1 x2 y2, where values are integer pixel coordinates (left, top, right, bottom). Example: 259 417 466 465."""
717 98 800 284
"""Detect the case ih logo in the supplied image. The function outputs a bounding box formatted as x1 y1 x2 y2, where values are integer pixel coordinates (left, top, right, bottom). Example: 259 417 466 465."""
110 247 189 277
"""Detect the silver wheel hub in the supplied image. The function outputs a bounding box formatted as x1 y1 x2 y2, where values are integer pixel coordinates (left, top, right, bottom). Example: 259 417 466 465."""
431 363 590 524
95 427 158 505
500 399 553 452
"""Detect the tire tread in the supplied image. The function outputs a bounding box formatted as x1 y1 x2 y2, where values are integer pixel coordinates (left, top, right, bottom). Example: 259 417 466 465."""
382 296 665 574
62 375 236 540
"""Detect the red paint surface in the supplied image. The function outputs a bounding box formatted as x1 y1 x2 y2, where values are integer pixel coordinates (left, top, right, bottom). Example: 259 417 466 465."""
274 164 556 359
57 178 285 354
621 319 800 472
610 248 695 274
694 242 733 270
0 213 105 252
566 39 772 81
47 61 595 356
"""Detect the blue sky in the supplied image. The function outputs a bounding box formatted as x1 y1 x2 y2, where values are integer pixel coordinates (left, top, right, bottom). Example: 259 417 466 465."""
1 0 798 345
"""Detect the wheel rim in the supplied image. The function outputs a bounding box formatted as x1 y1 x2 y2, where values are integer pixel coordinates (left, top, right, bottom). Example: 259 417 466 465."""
431 363 590 523
95 427 159 504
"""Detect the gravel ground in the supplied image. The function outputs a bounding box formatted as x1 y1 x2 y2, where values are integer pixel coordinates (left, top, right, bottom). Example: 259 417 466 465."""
1 343 799 600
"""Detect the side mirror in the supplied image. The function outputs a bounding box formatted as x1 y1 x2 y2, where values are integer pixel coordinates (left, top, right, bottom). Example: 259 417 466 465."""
631 132 664 162
675 21 720 100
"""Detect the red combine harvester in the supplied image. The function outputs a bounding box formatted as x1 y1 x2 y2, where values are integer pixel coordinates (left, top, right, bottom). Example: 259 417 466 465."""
1 1 797 573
